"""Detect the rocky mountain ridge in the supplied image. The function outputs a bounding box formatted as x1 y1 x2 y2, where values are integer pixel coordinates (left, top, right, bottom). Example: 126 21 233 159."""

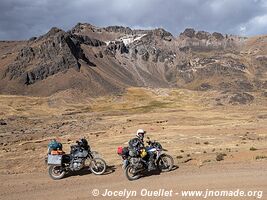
0 23 266 98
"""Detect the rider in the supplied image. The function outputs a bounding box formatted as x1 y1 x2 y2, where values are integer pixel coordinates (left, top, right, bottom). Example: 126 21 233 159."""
128 129 156 171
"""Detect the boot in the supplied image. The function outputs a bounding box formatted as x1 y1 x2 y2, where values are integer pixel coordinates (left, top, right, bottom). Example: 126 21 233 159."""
148 160 156 171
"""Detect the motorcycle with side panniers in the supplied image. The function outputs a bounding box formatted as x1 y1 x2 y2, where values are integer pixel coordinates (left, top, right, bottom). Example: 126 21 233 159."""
46 138 106 180
117 137 174 181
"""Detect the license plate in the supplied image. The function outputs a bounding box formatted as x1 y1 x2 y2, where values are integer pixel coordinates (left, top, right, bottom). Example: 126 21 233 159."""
47 155 62 165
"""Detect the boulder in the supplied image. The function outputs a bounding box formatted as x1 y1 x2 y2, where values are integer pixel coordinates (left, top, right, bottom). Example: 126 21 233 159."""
198 83 212 91
229 92 254 105
0 119 7 125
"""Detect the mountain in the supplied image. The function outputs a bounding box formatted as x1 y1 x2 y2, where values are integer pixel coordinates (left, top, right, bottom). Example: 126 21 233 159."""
0 23 266 97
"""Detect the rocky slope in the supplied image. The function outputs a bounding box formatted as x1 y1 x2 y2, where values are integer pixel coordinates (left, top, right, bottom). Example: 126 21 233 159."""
0 23 266 97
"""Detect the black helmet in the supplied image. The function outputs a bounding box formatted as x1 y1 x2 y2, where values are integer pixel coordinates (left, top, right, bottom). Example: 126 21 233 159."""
77 138 89 149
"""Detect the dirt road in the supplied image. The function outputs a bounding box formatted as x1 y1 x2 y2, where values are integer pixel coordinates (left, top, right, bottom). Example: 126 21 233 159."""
1 161 266 200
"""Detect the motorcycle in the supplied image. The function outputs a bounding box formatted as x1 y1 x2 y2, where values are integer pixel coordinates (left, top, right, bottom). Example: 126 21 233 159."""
46 138 106 180
124 137 174 181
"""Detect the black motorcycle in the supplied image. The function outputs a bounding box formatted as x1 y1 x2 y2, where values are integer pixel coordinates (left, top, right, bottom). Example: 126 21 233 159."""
46 138 106 180
124 138 174 181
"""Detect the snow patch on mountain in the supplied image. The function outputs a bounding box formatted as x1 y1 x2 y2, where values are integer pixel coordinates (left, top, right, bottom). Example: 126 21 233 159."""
105 34 146 46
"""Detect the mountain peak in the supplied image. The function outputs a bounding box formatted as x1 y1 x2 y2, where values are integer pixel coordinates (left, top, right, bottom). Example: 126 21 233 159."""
104 26 133 34
179 28 225 40
46 27 65 36
152 28 173 37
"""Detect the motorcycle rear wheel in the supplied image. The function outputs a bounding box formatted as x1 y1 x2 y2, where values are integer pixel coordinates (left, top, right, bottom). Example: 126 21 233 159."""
157 154 174 172
125 165 141 181
90 158 106 175
48 165 66 180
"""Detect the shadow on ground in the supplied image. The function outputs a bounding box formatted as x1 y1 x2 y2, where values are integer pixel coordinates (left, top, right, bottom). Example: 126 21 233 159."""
64 165 116 179
138 165 179 180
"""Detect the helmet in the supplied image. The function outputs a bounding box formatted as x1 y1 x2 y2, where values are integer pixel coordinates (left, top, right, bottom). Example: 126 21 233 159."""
77 138 89 149
136 129 146 140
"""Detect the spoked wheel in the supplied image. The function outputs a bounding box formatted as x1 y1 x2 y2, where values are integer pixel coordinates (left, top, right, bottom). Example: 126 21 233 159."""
48 165 66 180
156 154 174 172
89 158 106 175
125 165 141 181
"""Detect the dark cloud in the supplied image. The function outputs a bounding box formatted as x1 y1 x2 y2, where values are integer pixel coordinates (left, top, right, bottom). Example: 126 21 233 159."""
0 0 266 40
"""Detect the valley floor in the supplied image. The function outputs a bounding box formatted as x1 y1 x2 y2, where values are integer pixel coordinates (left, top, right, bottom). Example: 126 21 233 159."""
0 88 266 199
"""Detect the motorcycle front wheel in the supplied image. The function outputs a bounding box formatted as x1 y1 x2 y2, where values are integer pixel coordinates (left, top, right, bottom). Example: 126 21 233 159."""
89 158 106 175
125 165 141 181
156 154 174 172
48 165 66 180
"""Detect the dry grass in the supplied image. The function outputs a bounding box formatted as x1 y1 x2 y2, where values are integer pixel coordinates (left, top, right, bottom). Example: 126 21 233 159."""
0 87 267 174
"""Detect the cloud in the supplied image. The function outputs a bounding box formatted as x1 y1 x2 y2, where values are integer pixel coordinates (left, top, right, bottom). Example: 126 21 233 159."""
0 0 266 40
239 14 267 36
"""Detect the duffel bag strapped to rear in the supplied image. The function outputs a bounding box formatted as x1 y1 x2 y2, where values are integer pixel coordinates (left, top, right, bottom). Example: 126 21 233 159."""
117 146 129 157
48 139 63 151
117 146 123 155
47 154 62 165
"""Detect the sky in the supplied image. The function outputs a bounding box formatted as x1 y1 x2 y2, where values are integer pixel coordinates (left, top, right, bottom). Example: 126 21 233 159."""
0 0 267 40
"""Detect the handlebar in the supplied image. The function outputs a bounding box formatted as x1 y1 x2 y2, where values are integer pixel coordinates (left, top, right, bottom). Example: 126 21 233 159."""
146 140 155 145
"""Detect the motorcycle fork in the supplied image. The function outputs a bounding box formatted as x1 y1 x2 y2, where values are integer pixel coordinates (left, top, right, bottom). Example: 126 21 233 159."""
155 151 162 162
86 154 94 166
